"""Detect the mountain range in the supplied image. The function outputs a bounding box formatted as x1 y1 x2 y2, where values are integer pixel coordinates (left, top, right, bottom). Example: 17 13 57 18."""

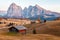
0 3 60 20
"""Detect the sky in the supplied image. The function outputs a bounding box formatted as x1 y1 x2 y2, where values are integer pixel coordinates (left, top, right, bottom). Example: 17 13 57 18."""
0 0 60 13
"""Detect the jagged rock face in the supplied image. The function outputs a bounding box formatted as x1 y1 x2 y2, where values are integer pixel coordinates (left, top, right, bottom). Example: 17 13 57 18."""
23 7 28 18
5 3 60 20
7 3 23 18
23 5 45 18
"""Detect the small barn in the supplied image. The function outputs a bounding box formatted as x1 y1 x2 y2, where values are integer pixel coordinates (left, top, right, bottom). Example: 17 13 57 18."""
9 26 27 34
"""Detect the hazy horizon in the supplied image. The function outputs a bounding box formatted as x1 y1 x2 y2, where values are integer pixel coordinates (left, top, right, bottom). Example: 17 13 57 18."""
0 0 60 13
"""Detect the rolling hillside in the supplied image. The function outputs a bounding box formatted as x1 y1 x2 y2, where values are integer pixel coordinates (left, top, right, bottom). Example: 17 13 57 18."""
0 20 60 40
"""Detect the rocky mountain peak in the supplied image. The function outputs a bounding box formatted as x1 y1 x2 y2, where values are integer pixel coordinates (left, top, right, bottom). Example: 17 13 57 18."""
7 3 23 18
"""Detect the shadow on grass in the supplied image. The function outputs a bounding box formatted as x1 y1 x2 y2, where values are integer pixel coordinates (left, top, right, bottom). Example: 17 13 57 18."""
4 32 19 36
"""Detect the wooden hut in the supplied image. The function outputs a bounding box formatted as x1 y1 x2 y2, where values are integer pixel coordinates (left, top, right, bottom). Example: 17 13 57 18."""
9 26 27 34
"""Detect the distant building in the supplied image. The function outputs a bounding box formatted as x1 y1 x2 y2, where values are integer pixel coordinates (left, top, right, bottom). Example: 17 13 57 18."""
35 19 41 23
31 20 36 24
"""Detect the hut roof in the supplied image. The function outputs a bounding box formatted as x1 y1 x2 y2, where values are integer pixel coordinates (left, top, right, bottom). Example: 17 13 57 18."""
14 26 27 30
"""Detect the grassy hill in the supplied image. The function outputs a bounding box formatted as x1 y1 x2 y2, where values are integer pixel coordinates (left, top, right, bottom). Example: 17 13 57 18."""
24 20 60 36
0 20 60 40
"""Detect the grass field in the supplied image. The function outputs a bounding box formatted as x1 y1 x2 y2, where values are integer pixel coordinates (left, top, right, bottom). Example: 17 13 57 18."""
0 33 60 40
24 20 60 36
0 20 60 40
